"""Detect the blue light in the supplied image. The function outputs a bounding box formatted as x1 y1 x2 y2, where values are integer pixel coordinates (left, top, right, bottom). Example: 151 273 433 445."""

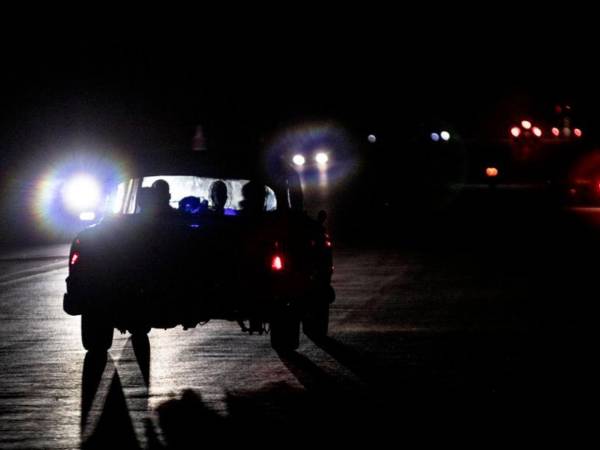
431 132 440 142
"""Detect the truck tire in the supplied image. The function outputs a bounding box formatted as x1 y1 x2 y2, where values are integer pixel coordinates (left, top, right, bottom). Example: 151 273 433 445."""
81 313 114 351
270 308 300 352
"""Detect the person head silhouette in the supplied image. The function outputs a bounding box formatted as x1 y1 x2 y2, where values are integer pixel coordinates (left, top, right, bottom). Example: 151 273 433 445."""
151 179 171 208
139 179 174 216
240 181 266 215
209 180 228 214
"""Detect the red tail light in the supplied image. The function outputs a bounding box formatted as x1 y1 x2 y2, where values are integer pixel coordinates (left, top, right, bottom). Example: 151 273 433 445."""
70 251 80 266
271 255 284 271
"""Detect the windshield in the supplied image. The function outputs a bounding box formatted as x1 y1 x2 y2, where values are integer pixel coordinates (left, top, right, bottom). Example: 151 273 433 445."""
109 175 278 215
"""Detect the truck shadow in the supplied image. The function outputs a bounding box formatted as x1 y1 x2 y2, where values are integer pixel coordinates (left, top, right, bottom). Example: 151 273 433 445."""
79 330 587 448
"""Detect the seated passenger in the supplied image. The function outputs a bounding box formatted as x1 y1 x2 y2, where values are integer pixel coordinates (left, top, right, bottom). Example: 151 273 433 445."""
151 180 172 210
239 181 266 216
209 180 228 215
139 180 177 216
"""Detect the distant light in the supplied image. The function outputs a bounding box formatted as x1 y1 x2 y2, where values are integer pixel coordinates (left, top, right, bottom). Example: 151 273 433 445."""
521 120 532 130
62 175 101 213
532 127 542 137
430 132 440 142
440 131 451 141
574 128 582 137
315 152 329 165
70 252 80 266
368 134 377 143
271 255 284 271
486 167 499 177
510 127 521 138
292 154 306 166
79 211 96 221
551 127 560 137
563 127 571 137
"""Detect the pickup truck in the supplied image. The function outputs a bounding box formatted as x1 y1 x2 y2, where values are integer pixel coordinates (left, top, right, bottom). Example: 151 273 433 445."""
63 153 334 352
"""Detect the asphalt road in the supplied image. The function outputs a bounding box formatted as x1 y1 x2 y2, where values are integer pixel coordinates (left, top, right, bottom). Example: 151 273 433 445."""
0 214 597 448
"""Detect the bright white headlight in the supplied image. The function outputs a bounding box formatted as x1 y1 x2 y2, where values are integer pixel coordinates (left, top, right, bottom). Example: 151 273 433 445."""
63 175 101 213
315 152 329 165
292 154 306 166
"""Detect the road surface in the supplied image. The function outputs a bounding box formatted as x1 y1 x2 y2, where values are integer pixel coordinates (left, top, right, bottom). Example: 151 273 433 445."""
0 219 596 448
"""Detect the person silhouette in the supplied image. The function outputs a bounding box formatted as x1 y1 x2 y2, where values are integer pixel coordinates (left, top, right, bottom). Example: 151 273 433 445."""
209 180 228 215
139 179 176 216
151 180 172 210
239 181 266 215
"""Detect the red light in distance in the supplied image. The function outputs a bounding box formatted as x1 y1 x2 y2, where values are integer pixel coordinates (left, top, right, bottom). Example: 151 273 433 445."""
271 255 284 271
486 167 499 177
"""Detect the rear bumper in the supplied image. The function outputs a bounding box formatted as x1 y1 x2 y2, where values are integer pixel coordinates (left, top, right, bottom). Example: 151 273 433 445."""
63 272 331 320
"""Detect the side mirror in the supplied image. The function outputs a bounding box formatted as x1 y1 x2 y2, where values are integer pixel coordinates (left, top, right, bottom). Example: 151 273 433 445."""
317 210 327 225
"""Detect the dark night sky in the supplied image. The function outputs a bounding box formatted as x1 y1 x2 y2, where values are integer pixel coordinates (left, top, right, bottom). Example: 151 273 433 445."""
2 22 600 192
2 27 600 160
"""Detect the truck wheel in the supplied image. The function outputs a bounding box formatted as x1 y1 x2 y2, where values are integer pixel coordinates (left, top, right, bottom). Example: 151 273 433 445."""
81 313 114 351
303 300 330 341
270 308 300 352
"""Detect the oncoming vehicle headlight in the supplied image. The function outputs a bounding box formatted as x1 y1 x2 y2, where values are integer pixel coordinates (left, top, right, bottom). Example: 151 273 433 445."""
292 154 306 166
62 175 102 213
315 152 329 165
